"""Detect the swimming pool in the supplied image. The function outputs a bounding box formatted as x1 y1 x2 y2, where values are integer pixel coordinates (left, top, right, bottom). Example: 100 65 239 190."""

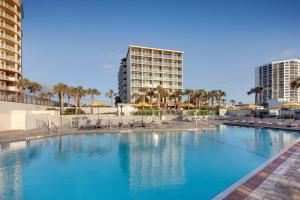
0 125 299 200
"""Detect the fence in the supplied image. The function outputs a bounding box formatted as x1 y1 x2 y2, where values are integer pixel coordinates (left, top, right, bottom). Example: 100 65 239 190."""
0 93 59 107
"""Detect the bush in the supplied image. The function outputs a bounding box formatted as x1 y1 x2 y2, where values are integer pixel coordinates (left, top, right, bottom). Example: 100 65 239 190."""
46 107 59 111
186 109 219 116
64 108 85 115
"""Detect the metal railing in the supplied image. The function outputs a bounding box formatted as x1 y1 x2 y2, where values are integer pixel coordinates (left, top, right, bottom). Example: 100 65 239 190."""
0 93 60 107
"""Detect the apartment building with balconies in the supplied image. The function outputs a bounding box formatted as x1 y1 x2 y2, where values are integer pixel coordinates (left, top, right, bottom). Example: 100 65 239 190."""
255 59 300 105
0 0 22 93
118 45 184 103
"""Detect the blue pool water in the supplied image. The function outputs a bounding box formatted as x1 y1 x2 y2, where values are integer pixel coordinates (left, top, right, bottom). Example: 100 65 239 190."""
0 125 299 200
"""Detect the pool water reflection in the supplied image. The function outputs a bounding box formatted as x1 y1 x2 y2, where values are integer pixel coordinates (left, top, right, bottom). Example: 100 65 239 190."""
0 125 299 200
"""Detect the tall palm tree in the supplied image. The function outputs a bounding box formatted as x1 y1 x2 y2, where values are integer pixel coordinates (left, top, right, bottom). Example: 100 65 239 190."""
221 99 226 107
172 90 183 108
70 87 79 114
147 89 156 105
139 87 148 102
247 86 263 105
17 78 30 94
215 90 227 106
184 89 195 109
28 81 42 96
195 89 206 109
87 88 101 114
291 77 300 101
105 89 116 106
230 99 236 106
77 86 86 111
156 86 165 109
53 83 68 115
65 86 72 107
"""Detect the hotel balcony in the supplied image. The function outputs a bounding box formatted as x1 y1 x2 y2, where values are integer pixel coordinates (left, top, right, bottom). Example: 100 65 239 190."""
0 43 18 53
0 0 21 17
0 54 20 64
0 64 19 73
0 75 17 82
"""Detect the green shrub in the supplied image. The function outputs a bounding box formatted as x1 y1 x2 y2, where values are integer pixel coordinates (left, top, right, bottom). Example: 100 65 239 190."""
186 109 219 116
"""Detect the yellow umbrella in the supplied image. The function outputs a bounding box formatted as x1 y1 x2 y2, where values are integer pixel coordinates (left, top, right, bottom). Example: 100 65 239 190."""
240 104 262 110
133 102 152 109
91 102 111 119
178 102 195 109
270 102 300 109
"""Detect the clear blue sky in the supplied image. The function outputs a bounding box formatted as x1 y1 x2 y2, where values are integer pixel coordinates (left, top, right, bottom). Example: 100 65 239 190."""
22 0 300 103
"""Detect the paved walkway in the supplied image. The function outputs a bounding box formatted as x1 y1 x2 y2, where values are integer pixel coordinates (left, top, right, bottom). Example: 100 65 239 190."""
224 141 300 200
0 121 218 143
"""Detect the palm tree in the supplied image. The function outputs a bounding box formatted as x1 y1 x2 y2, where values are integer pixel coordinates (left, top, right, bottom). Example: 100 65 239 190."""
139 87 148 102
17 78 30 94
291 77 300 101
230 99 236 106
221 99 226 107
172 90 183 108
105 89 116 106
28 81 42 96
247 86 263 105
147 89 156 105
77 86 86 111
70 87 79 114
184 89 195 109
87 88 101 114
195 89 206 109
65 86 73 107
156 86 165 109
215 90 227 106
53 83 68 115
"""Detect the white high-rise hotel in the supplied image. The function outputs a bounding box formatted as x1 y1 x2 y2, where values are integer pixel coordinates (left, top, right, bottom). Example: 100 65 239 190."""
118 45 183 103
255 59 300 104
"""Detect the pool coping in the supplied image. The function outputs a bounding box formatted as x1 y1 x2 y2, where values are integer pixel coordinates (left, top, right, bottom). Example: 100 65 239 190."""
212 137 300 200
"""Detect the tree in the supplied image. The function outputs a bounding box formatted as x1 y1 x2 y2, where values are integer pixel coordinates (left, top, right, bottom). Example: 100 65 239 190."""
105 89 116 106
53 83 68 115
194 89 206 109
87 88 101 114
17 78 30 94
230 99 236 106
184 89 194 109
291 77 300 101
172 90 183 108
215 90 227 106
147 89 156 105
77 86 87 111
156 86 165 109
139 87 148 103
247 86 263 105
221 99 226 107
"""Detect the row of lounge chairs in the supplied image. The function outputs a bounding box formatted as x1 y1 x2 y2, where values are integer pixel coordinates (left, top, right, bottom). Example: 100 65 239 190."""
230 117 300 128
73 118 163 129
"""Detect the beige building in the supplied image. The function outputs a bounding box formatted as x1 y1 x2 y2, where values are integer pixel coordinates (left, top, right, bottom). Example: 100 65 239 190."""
0 0 23 94
255 59 300 105
118 45 183 103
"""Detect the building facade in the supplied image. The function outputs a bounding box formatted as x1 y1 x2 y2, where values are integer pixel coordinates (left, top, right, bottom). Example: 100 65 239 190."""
255 59 300 105
118 45 183 103
0 0 23 94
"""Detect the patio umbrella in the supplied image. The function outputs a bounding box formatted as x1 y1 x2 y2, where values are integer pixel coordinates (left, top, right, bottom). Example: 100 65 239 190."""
270 102 300 109
91 102 110 119
178 102 195 109
240 104 262 110
133 102 152 109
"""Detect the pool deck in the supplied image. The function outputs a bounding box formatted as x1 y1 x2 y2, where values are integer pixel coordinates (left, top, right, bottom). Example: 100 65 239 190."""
214 123 300 200
0 121 218 143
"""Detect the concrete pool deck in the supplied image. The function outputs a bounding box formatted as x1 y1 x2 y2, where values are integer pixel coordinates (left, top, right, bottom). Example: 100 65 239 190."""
216 139 300 200
0 121 218 143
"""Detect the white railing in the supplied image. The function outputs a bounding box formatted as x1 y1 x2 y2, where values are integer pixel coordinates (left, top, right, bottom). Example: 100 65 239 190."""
0 54 19 63
0 43 18 52
0 1 18 14
0 64 19 72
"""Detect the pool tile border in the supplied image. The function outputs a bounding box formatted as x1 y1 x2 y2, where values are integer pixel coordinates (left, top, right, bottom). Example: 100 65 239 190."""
222 141 300 200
